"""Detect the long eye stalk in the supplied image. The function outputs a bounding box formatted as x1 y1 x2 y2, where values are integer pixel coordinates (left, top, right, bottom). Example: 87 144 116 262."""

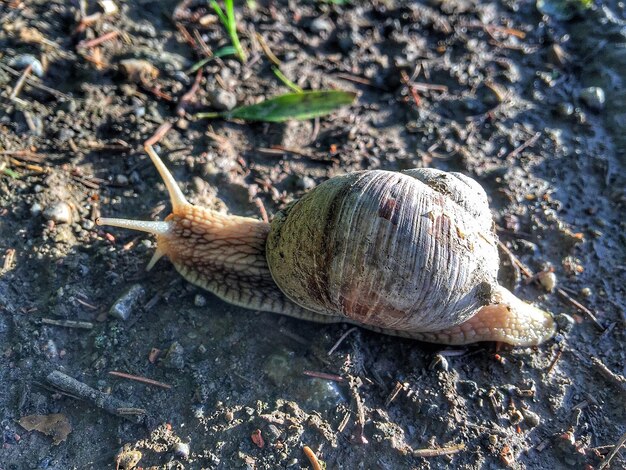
95 217 172 236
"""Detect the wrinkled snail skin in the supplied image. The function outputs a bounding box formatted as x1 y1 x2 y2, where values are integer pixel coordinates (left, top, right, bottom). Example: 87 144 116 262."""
96 146 556 347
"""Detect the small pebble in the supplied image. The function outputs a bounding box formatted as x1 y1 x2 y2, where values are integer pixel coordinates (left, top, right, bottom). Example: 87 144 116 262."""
509 409 524 425
176 118 189 130
422 403 439 417
310 17 333 34
115 174 129 185
99 0 119 16
555 313 575 333
133 106 146 118
522 409 541 427
457 380 479 398
192 404 205 419
9 54 44 77
194 294 207 307
173 70 190 84
337 31 355 52
57 128 75 142
43 201 72 224
266 424 281 440
580 87 605 111
109 284 146 321
130 171 142 185
580 287 592 297
173 442 190 460
164 341 185 370
537 271 557 292
546 44 569 67
296 176 316 191
556 102 574 117
208 88 237 111
30 202 42 216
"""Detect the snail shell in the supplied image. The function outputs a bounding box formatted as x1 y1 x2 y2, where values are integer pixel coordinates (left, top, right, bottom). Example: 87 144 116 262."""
266 169 499 333
96 146 555 346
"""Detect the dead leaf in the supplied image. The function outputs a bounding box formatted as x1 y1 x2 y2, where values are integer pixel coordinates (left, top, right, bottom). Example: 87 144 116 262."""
18 413 71 445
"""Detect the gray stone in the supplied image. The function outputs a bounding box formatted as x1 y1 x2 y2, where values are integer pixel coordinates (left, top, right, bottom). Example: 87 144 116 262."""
173 442 190 459
109 284 146 321
194 294 207 307
555 313 575 333
30 202 42 216
580 87 605 111
43 202 72 224
310 17 333 34
208 88 237 111
164 341 185 370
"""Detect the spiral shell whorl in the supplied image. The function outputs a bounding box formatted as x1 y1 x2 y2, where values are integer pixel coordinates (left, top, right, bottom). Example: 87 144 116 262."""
267 169 500 333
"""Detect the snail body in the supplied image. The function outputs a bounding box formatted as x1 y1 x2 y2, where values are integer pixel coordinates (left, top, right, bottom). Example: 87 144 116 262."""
97 146 555 346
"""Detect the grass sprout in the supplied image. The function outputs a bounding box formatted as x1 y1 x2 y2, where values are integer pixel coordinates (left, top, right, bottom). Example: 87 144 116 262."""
210 0 247 62
194 90 356 122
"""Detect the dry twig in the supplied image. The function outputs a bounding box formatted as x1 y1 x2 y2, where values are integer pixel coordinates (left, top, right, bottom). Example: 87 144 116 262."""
413 442 466 458
253 197 269 223
41 318 94 329
108 371 172 390
597 431 626 470
557 288 605 331
546 347 563 375
9 63 32 100
590 357 626 393
303 370 345 382
46 371 145 423
144 122 173 147
385 381 404 407
302 446 322 470
505 132 541 160
0 63 68 99
77 31 120 49
327 327 358 355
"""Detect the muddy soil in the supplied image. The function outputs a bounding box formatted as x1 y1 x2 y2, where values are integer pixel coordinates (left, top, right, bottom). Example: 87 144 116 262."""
0 1 624 469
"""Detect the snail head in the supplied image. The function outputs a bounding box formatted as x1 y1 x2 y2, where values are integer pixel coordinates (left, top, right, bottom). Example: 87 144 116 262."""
95 145 192 270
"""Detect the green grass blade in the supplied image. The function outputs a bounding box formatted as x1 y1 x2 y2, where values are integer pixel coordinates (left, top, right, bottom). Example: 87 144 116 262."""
272 66 303 93
209 0 228 26
2 168 20 179
186 46 237 74
194 90 356 122
224 0 246 62
211 0 246 63
227 90 356 122
214 45 237 58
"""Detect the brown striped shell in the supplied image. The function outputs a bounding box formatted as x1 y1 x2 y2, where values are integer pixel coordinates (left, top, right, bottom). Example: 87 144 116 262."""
266 168 501 332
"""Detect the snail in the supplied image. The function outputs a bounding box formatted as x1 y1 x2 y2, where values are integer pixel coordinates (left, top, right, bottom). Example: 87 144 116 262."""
96 145 555 346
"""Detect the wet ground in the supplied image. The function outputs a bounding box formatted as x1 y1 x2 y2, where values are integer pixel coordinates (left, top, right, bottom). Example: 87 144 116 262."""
0 1 625 469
